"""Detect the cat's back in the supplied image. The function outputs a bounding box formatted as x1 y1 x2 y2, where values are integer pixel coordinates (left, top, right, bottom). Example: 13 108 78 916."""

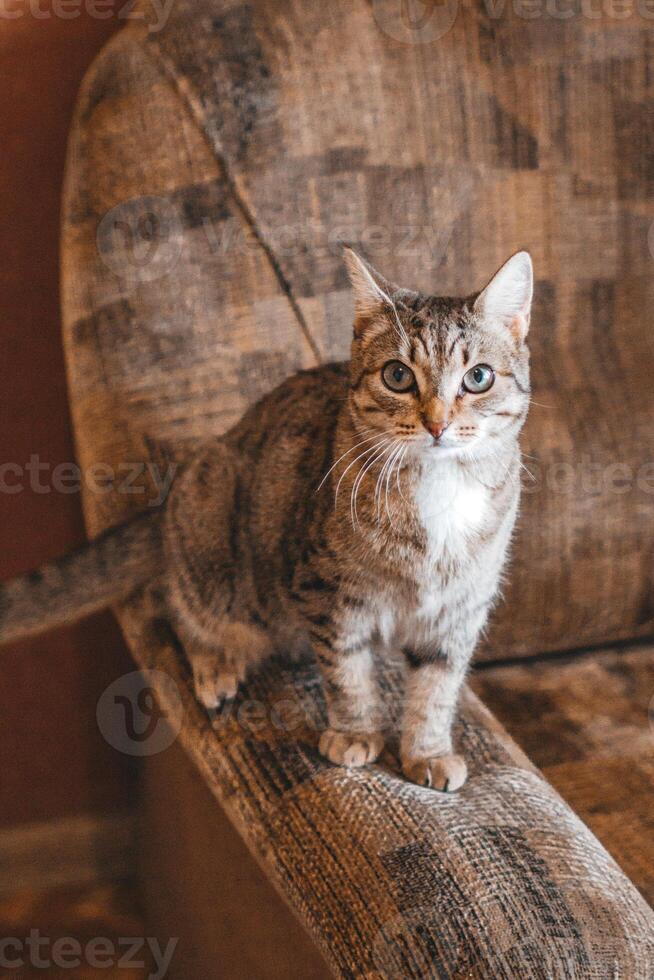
167 361 349 528
224 361 349 459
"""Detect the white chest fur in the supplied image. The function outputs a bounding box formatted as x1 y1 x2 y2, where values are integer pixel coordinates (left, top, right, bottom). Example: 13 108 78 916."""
413 458 489 562
376 458 497 649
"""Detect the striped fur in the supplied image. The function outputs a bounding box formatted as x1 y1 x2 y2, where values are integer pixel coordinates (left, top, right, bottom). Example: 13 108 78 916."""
0 512 161 644
0 251 531 789
165 250 533 789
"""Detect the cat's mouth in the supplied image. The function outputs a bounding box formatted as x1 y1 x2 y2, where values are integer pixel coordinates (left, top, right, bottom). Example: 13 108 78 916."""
428 442 468 457
401 435 471 459
407 431 482 459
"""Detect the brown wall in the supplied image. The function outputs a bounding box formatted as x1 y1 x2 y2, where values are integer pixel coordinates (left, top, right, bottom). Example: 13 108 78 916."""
0 12 131 827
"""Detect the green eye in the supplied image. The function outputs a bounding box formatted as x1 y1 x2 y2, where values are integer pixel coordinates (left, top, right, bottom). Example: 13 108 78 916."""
382 360 416 393
463 364 495 394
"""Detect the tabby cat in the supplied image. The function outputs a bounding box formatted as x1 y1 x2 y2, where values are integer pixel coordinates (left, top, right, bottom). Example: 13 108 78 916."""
0 249 533 790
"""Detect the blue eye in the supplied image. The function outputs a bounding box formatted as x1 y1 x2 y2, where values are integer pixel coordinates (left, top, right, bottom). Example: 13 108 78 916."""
462 364 494 394
382 360 415 393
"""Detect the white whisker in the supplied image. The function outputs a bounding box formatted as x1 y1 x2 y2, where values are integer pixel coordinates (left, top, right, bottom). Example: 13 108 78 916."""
473 446 519 490
374 439 399 514
375 283 411 353
314 428 379 493
350 441 392 529
518 459 536 482
335 437 389 507
388 301 411 352
396 445 409 503
351 441 391 528
384 442 405 527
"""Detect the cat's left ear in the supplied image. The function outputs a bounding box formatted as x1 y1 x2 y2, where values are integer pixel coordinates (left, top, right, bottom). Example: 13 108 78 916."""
473 251 533 342
343 247 398 321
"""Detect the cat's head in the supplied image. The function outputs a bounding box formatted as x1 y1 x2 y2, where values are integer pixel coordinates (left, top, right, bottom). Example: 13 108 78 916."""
345 248 533 460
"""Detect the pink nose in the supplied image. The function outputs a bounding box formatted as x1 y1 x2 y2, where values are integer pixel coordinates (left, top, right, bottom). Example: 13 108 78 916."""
425 420 449 440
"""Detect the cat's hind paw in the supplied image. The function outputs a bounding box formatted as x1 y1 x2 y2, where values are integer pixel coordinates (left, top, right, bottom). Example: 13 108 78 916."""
319 729 384 767
192 658 240 711
402 753 468 792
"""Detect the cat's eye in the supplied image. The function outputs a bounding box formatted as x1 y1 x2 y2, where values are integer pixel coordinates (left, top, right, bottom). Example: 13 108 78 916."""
382 361 416 393
462 364 495 394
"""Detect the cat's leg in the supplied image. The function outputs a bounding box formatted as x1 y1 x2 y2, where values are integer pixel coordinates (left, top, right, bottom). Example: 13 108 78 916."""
314 627 384 767
177 619 271 710
400 608 487 790
175 621 241 711
164 443 271 711
400 647 469 791
186 639 241 709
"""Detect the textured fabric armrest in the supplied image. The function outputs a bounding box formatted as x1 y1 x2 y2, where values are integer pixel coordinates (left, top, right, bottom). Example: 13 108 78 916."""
116 591 654 978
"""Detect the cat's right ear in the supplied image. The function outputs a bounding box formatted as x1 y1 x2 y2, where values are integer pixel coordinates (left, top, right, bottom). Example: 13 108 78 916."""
344 248 397 333
473 251 533 342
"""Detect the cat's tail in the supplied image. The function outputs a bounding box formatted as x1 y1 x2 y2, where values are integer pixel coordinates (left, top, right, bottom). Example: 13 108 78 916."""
0 510 162 644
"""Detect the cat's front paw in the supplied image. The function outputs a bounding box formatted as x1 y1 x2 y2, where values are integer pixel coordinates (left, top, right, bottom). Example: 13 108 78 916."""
402 753 468 791
319 729 384 768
